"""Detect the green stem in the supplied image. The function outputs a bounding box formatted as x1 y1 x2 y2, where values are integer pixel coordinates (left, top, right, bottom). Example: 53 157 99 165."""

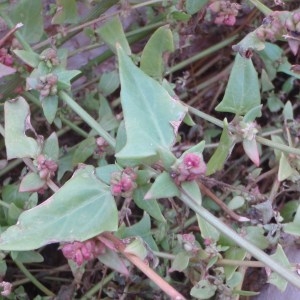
0 199 10 209
0 13 32 52
13 259 55 297
256 136 300 156
80 272 114 300
167 35 238 74
249 0 272 15
187 105 300 156
59 91 116 148
179 189 300 289
187 105 225 128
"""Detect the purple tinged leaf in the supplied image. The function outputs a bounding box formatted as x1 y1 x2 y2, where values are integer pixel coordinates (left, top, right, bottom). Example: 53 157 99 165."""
242 139 260 166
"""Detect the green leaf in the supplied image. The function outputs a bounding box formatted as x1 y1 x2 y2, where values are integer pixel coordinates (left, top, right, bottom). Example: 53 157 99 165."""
13 50 40 68
98 249 129 275
170 252 189 272
181 140 205 156
215 54 261 115
278 153 295 181
0 166 118 251
261 69 274 92
283 204 300 235
283 101 294 121
96 16 131 55
56 70 81 89
140 26 174 80
43 132 59 161
9 0 44 43
2 185 30 208
4 97 40 159
227 272 243 288
95 164 121 185
224 247 246 280
258 43 282 80
98 71 120 96
144 172 179 200
19 173 46 193
115 46 187 163
232 32 265 55
197 214 220 242
190 279 217 299
41 95 58 124
186 0 209 14
268 244 290 291
72 137 96 166
227 196 245 210
181 181 202 206
206 121 236 176
243 105 262 123
11 251 44 263
52 0 78 24
117 213 158 251
98 96 119 131
280 200 299 222
133 185 166 223
124 237 148 260
244 226 269 250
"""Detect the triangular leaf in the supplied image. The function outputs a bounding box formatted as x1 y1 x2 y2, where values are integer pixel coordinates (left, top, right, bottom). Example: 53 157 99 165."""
268 244 290 291
41 95 58 124
4 97 40 159
216 54 261 115
96 16 131 55
9 0 44 43
115 46 187 163
206 122 236 175
52 0 78 24
13 50 40 68
19 172 46 193
144 172 179 200
278 153 295 181
0 166 118 251
133 185 166 223
140 25 174 80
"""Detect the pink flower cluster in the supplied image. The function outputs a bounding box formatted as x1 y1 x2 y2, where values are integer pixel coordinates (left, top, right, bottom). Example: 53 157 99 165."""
36 154 58 180
95 137 109 156
61 238 106 266
110 168 137 198
171 153 207 184
254 10 300 55
0 48 13 66
255 11 288 42
39 48 60 66
36 73 58 98
0 281 12 296
208 1 241 26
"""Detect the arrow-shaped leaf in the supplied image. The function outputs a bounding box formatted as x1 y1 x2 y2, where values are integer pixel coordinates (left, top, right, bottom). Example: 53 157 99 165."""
116 46 187 164
0 166 118 251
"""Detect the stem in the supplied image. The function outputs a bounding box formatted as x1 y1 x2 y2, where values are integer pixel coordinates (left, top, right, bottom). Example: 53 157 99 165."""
102 233 186 300
199 182 249 222
187 105 300 156
80 272 114 300
59 91 116 148
256 136 300 156
187 105 225 128
0 13 32 52
13 259 55 297
249 0 272 15
167 35 238 74
179 189 300 289
0 199 10 209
